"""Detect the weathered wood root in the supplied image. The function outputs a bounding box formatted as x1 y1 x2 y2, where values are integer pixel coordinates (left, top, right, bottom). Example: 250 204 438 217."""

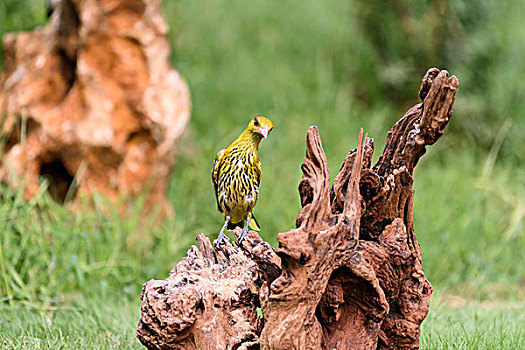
136 232 280 349
137 68 458 350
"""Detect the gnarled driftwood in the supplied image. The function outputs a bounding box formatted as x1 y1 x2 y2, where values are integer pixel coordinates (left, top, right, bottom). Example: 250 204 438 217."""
137 68 458 349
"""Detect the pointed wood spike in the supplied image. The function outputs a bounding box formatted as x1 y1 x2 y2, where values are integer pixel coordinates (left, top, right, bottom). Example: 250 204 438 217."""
343 128 364 221
296 126 331 230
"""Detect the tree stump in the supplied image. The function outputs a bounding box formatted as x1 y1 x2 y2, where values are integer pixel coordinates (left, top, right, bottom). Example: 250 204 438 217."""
137 68 458 349
0 0 190 213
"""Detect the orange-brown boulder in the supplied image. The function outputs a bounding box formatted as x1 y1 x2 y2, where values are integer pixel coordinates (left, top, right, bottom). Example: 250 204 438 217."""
0 0 190 213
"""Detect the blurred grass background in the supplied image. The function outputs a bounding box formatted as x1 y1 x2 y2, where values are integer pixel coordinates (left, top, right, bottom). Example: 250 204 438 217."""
0 0 524 348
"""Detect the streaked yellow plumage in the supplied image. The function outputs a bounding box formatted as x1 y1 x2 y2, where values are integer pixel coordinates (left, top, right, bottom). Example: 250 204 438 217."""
212 116 273 243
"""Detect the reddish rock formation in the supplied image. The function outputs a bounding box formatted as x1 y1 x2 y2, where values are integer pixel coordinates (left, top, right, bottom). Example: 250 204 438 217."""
0 0 190 212
137 69 458 350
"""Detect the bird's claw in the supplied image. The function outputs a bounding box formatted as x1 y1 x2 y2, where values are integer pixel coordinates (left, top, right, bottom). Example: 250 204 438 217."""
238 227 248 244
216 217 230 246
237 216 252 244
216 229 227 245
216 234 224 245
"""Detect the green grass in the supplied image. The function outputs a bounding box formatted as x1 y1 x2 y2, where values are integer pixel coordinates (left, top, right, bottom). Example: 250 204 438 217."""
421 297 525 349
0 0 524 348
0 294 523 349
0 297 142 349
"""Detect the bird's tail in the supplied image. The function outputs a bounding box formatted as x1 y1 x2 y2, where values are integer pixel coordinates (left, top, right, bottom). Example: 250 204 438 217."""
249 213 260 231
227 213 261 231
227 221 243 230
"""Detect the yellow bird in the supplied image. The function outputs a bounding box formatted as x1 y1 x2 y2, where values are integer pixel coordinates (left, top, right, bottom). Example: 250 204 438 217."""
212 116 274 244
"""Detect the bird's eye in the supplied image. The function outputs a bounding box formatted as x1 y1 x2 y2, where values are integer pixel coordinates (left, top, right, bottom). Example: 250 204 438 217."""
254 117 259 126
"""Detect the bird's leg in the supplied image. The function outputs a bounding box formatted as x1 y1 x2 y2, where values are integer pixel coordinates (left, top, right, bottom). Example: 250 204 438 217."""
217 216 230 245
238 216 250 244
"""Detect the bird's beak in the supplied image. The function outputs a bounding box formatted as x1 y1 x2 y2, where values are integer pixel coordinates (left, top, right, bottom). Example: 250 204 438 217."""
258 125 269 138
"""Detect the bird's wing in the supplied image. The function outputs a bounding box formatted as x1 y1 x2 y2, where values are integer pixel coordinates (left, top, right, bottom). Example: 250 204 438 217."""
254 160 262 187
248 161 262 231
212 149 226 212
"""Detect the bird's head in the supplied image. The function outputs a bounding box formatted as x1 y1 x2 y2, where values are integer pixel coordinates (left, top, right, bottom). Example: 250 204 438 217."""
248 116 273 139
